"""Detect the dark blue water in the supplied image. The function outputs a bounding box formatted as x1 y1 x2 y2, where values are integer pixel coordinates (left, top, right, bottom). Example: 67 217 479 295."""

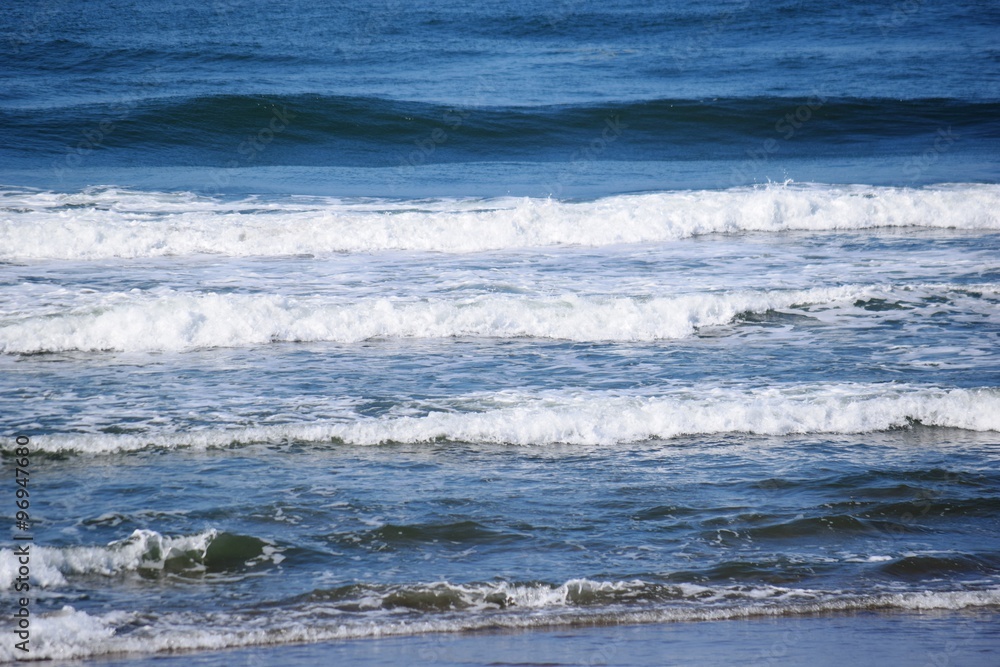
1 0 999 662
2 0 999 195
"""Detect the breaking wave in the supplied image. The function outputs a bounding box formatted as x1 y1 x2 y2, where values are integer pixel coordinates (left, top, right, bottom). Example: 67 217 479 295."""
18 384 1000 454
0 529 282 588
2 183 999 259
3 584 997 662
0 285 869 353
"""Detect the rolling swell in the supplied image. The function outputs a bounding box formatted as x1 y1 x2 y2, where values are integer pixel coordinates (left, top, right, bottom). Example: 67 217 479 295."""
335 520 530 550
3 95 998 166
880 553 1000 579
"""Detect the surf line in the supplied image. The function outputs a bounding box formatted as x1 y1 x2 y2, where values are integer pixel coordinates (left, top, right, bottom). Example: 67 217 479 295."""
727 93 828 187
208 104 298 192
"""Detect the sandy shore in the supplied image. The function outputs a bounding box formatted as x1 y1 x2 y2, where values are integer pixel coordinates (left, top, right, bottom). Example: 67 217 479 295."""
80 608 999 666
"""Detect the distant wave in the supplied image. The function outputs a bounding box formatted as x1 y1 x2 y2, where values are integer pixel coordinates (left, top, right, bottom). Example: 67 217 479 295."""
2 94 997 167
3 585 998 662
19 385 1000 454
2 183 999 260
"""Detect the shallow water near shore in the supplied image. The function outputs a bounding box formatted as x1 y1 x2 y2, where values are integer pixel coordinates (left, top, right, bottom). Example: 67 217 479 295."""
81 611 1000 667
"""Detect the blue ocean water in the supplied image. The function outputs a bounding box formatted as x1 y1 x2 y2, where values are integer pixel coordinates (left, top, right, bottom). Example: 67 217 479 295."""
1 0 1000 662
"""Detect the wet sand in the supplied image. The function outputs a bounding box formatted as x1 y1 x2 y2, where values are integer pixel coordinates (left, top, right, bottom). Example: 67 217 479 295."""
84 608 999 666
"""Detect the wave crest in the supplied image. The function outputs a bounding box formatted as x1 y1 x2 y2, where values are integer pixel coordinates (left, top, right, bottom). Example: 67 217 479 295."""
21 385 1000 454
2 183 999 259
0 286 866 353
0 529 282 588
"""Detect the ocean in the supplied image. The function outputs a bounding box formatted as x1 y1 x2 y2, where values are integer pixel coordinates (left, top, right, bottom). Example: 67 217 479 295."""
1 0 999 663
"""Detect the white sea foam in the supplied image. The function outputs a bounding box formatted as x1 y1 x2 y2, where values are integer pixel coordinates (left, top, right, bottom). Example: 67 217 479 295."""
0 285 867 353
0 529 278 588
23 384 1000 454
2 183 999 259
2 585 997 662
5 281 995 354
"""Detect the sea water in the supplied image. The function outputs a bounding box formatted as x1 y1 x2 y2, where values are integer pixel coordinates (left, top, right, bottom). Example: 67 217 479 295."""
1 0 999 662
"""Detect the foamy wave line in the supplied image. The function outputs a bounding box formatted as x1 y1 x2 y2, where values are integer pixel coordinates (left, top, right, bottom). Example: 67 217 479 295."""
304 579 820 612
0 286 864 353
24 385 1000 454
3 587 998 662
0 529 281 588
2 183 999 259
